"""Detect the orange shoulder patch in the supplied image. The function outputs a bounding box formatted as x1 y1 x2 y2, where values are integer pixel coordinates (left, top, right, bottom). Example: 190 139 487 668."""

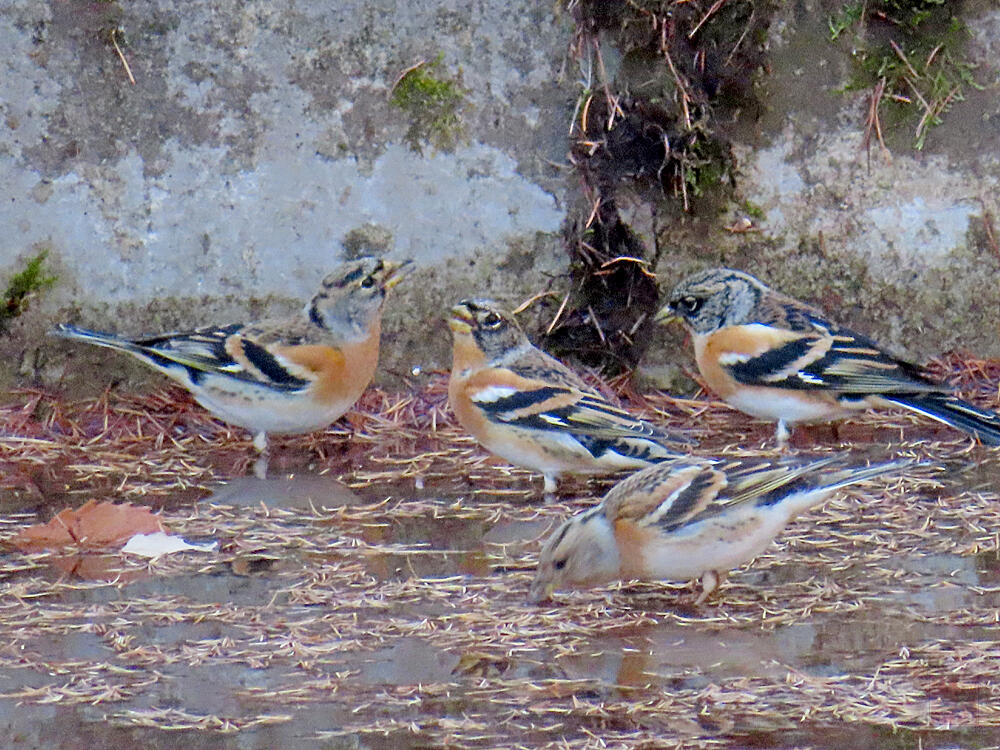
613 519 653 579
449 334 490 376
695 325 806 397
276 344 346 374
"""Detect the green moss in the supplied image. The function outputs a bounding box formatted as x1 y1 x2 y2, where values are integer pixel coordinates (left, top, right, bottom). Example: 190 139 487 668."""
830 0 981 149
740 199 767 220
682 133 734 199
390 54 466 154
2 250 57 330
828 2 864 40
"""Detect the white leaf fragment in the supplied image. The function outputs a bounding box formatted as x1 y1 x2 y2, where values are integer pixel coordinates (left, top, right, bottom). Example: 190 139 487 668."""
122 531 218 558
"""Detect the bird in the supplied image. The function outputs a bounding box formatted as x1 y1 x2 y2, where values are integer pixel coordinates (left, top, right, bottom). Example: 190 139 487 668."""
529 453 911 605
447 298 694 496
657 267 1000 446
53 257 411 472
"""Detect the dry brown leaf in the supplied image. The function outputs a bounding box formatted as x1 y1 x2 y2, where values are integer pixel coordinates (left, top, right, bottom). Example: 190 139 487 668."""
11 500 164 552
47 552 150 582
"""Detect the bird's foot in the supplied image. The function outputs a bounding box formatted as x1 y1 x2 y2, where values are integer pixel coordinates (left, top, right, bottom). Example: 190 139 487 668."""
253 431 269 453
252 432 270 479
774 420 791 452
253 454 269 479
694 570 726 606
542 474 558 503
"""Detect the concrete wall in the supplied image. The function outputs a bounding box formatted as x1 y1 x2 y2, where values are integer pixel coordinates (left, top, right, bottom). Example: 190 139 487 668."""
1 0 571 387
3 0 999 393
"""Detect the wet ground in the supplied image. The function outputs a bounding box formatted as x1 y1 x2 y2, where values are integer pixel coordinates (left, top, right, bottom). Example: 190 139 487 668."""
2 383 1000 748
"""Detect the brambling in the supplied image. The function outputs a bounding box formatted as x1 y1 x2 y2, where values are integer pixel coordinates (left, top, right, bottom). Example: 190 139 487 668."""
658 267 1000 446
529 453 910 604
53 257 411 461
447 299 694 495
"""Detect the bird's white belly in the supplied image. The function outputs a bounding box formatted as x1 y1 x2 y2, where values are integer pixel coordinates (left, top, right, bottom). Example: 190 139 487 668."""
486 428 595 475
641 513 784 580
485 427 651 477
196 393 350 434
191 379 353 435
726 390 838 424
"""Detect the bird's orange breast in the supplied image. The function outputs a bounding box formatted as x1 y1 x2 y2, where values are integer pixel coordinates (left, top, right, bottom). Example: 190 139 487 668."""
448 333 491 431
694 326 799 397
450 333 488 375
275 330 380 404
613 519 655 579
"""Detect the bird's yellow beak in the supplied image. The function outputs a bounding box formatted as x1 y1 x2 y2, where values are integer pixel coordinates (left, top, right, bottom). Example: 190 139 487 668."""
448 303 474 334
654 304 679 325
381 259 413 290
527 578 555 605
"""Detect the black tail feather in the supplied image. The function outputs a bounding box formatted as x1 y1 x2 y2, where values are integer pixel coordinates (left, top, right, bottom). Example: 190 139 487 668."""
885 393 1000 446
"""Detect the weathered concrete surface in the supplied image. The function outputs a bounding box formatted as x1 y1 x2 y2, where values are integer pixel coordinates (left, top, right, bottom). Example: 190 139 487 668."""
726 1 1000 363
1 0 570 388
640 1 1000 384
3 0 1000 396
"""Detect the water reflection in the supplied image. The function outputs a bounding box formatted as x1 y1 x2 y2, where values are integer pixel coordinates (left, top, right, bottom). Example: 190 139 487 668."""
880 553 986 611
557 622 813 687
2 442 998 749
934 451 1000 495
204 473 361 509
360 638 459 685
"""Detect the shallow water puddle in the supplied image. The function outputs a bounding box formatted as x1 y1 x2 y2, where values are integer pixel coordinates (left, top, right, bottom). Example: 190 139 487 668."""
2 445 1000 748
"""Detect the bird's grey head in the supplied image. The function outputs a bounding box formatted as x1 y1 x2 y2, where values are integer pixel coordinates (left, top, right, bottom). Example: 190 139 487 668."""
308 256 410 340
661 267 769 334
447 298 530 362
528 508 619 603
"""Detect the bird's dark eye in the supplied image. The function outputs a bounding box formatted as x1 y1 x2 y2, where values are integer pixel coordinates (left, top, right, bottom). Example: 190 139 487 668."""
361 276 375 289
678 296 703 315
481 312 502 329
553 558 566 571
